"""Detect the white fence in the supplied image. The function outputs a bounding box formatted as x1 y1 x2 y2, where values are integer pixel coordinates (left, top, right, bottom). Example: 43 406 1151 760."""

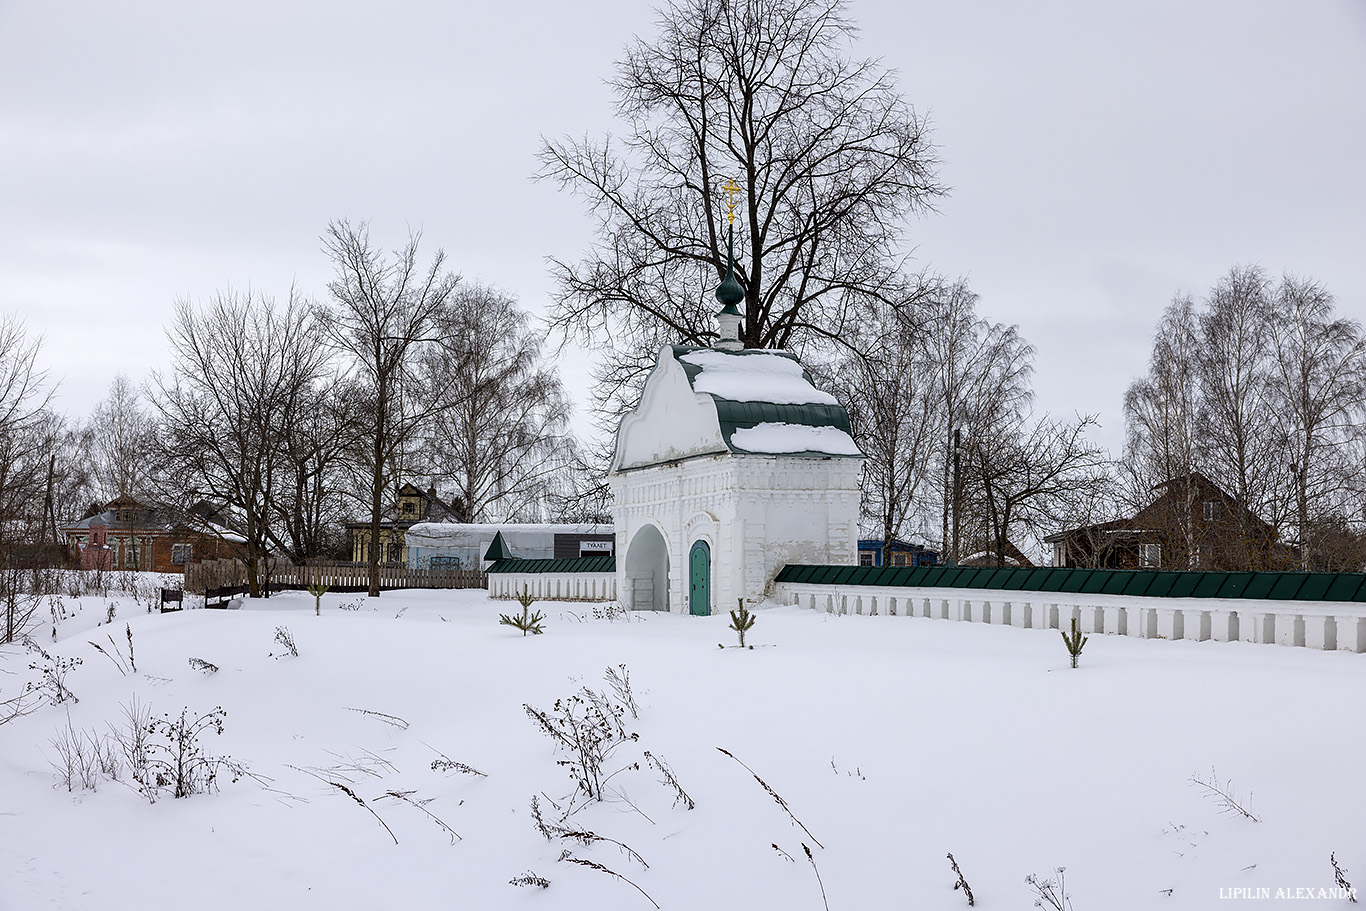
488 571 617 602
773 581 1366 653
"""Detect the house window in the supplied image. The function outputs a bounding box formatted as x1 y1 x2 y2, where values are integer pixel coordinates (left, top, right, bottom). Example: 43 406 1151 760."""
892 552 909 566
1139 543 1161 568
858 551 875 566
172 543 192 565
1203 501 1221 522
1053 542 1066 567
122 542 140 569
401 501 416 515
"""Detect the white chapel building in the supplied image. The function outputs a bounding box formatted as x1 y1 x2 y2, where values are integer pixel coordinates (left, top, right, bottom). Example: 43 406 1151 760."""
608 250 864 614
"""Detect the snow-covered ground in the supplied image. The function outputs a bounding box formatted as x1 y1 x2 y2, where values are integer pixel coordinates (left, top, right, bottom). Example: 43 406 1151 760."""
2 577 1363 910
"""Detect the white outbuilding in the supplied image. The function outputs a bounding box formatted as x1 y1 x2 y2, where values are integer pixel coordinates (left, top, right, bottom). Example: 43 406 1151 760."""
609 333 863 614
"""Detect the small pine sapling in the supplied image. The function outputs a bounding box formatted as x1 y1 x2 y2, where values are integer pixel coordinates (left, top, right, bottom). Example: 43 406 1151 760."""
500 588 545 636
728 599 756 648
307 574 330 616
1060 617 1088 669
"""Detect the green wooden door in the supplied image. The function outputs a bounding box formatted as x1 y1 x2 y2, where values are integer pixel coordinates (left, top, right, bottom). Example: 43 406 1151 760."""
689 540 711 616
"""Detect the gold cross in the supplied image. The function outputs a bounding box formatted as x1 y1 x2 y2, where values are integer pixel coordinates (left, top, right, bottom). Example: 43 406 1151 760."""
722 178 741 225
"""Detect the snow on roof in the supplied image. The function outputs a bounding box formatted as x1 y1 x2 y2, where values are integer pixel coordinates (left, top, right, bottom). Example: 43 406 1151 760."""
728 422 862 456
406 522 610 542
62 507 247 544
676 348 836 405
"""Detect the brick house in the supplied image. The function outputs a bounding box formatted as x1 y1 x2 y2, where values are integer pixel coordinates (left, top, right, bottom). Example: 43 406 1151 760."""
60 495 247 573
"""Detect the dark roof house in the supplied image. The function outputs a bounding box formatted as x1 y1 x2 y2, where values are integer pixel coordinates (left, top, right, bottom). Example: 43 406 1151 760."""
1045 473 1284 571
60 495 247 573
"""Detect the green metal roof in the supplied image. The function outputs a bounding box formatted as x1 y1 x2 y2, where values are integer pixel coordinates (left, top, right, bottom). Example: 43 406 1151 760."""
483 530 512 563
670 345 860 458
486 556 616 574
772 564 1366 603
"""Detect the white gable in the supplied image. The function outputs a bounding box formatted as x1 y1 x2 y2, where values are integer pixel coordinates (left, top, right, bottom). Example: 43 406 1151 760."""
612 345 863 472
611 347 728 472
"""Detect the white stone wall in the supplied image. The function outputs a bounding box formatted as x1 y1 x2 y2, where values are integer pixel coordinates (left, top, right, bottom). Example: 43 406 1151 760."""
488 572 617 602
611 454 860 614
773 581 1366 653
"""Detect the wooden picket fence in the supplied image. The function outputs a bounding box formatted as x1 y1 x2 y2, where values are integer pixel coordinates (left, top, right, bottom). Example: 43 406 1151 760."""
185 559 485 594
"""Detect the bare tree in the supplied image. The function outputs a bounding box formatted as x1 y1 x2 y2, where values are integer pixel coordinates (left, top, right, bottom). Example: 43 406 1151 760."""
828 293 938 561
539 0 944 415
919 281 1033 563
1195 266 1282 568
0 316 53 547
1268 275 1366 570
272 378 357 562
321 220 459 596
1124 295 1202 567
414 285 580 523
971 414 1112 567
87 374 157 501
0 316 55 637
38 415 97 546
1124 269 1366 571
152 289 329 596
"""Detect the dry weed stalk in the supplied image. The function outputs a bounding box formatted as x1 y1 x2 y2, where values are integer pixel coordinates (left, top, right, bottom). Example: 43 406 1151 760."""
716 746 823 848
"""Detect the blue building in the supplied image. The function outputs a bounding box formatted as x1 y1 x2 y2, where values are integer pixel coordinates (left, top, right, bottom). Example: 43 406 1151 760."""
857 538 939 567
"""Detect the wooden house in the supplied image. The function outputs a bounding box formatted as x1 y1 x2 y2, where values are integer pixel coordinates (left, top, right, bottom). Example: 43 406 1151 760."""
857 538 939 567
1045 473 1283 571
346 483 465 565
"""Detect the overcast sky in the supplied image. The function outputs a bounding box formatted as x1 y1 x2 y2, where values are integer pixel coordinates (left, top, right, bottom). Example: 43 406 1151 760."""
3 0 1364 456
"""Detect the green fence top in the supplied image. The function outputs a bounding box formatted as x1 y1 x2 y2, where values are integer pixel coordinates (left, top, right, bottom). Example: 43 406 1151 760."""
486 555 616 575
772 564 1366 603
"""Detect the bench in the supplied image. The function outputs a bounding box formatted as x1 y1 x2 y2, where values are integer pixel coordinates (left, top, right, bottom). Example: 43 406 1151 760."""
204 584 249 609
159 588 184 613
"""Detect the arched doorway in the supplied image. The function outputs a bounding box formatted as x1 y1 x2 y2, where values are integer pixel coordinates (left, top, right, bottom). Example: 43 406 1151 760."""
688 540 711 616
624 524 669 611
